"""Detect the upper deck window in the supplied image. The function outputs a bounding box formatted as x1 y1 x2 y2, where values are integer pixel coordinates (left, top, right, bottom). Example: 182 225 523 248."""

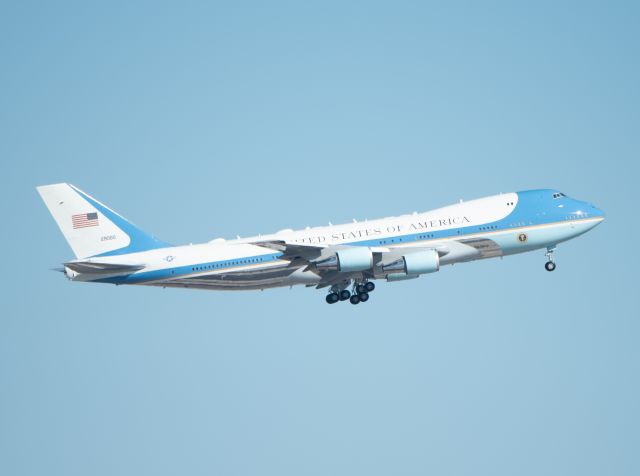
552 192 566 199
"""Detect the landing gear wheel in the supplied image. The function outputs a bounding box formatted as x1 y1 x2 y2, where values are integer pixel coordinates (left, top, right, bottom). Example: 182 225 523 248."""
358 292 369 302
339 289 351 301
544 246 556 272
326 293 339 304
349 294 361 305
364 282 375 292
356 284 366 294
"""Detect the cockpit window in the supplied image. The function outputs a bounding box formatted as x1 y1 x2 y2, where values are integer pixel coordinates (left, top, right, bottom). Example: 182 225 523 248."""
552 192 566 199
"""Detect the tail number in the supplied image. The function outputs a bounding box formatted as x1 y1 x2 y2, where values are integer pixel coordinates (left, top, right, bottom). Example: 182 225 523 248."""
101 234 117 242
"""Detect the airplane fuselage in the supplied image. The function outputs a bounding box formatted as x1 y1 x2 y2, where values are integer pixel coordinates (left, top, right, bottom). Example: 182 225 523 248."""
56 189 604 296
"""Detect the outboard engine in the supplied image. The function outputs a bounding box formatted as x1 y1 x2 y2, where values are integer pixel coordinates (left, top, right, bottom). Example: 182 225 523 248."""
382 249 439 276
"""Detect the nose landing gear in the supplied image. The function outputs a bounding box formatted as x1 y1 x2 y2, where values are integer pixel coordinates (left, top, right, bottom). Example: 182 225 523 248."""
544 246 557 272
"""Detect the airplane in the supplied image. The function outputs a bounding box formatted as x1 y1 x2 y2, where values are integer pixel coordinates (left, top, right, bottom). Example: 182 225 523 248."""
37 183 605 305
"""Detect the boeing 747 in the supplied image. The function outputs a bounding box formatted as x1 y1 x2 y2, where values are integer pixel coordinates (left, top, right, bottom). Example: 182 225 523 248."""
37 183 605 304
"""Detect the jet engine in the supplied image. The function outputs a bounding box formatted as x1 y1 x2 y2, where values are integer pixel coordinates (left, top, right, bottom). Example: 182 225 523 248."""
382 249 439 275
314 247 373 272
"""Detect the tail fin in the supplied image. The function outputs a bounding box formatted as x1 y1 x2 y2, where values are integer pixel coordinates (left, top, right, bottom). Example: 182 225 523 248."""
37 183 171 259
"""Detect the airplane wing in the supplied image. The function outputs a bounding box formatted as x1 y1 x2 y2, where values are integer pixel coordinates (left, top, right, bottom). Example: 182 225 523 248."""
251 237 501 288
251 239 441 288
250 240 326 261
251 240 393 268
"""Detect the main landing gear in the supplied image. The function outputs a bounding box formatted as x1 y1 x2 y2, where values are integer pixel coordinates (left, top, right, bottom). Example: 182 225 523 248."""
325 281 376 305
544 246 557 272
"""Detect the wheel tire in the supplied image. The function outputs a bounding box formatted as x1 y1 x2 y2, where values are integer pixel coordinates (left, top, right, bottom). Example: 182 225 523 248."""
545 261 556 272
356 284 366 294
364 282 375 292
339 289 351 301
349 295 361 305
326 293 339 304
359 292 369 302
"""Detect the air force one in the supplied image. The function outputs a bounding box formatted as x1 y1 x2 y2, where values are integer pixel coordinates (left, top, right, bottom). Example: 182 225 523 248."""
37 183 605 305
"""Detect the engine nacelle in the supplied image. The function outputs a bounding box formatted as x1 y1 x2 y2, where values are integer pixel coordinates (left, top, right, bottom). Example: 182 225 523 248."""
315 247 373 272
382 249 439 275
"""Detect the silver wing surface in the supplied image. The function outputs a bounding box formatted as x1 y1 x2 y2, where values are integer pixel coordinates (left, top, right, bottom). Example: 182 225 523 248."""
251 237 503 288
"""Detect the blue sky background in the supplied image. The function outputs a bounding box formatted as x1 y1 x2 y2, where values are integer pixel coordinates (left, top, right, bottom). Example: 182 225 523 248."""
1 2 639 475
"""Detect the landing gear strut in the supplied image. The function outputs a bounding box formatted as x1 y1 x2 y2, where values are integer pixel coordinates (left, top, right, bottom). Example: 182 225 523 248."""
544 246 557 272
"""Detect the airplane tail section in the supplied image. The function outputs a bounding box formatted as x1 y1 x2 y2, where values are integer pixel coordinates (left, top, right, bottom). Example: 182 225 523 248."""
37 183 171 259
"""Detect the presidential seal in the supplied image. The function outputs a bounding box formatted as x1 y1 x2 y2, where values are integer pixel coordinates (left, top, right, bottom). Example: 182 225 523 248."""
518 233 528 243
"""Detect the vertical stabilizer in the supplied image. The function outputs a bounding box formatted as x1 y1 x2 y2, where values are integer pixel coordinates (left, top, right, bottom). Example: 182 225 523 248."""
37 183 171 259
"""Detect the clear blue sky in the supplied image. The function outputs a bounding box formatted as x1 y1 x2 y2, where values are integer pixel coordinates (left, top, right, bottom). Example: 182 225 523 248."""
1 2 638 475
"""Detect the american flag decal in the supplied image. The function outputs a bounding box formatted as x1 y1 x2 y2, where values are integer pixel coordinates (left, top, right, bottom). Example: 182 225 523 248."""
72 212 99 229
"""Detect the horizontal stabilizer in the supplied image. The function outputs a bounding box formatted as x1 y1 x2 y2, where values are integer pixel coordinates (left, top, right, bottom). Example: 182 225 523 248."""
64 261 145 274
